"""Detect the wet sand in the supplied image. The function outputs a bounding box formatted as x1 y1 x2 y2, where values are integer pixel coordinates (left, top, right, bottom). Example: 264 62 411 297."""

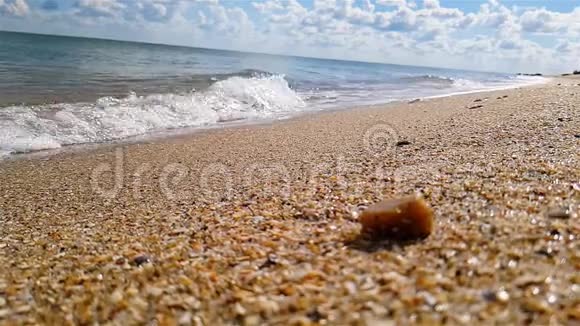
0 78 578 324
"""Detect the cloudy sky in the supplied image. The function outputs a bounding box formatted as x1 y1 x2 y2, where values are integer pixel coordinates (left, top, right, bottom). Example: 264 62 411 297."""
1 0 580 73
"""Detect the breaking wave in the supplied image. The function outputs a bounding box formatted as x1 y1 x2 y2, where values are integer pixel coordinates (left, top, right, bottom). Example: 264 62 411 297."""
0 74 305 156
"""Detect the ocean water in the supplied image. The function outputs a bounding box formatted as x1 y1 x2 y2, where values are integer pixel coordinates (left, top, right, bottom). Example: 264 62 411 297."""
0 31 545 158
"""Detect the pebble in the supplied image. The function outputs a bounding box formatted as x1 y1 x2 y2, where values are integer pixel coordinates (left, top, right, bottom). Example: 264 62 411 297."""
483 289 510 303
306 309 324 322
0 309 10 319
132 255 151 266
359 195 433 239
492 290 508 302
251 215 265 224
110 289 123 304
259 254 278 269
522 298 553 314
547 207 571 219
300 208 319 220
14 305 30 314
234 303 247 316
396 140 411 147
178 312 192 325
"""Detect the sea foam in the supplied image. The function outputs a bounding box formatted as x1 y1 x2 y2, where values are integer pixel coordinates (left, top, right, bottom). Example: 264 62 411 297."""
0 75 305 156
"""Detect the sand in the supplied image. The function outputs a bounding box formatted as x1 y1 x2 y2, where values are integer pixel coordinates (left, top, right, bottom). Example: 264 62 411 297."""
0 78 578 325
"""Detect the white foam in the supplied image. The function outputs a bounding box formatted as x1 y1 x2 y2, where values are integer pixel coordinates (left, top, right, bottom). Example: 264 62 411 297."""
451 78 486 90
0 75 305 156
424 75 549 100
0 73 549 158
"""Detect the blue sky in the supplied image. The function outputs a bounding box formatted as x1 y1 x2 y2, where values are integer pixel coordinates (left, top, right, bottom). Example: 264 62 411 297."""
1 0 580 73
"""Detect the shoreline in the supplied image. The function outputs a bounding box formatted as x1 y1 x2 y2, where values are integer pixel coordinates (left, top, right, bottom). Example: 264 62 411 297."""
0 77 578 324
1 76 550 162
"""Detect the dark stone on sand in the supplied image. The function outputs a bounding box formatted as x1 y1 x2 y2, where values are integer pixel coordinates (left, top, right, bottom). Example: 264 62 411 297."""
307 309 324 322
474 98 483 102
482 290 498 302
468 105 483 109
259 254 279 269
396 140 411 146
133 255 151 266
574 134 580 138
536 247 556 257
408 98 421 104
482 289 509 303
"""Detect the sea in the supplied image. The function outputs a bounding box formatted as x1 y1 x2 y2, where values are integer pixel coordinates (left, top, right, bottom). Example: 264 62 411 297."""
0 31 546 158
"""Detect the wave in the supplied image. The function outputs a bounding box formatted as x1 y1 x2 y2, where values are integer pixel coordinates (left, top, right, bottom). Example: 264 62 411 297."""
0 75 305 156
0 69 547 158
399 74 455 84
450 78 486 90
398 74 542 92
205 69 275 82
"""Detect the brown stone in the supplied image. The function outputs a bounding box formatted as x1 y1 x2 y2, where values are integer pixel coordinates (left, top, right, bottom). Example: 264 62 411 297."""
359 195 434 239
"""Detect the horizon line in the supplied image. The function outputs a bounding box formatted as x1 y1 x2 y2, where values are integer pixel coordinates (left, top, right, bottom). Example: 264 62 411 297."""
0 29 524 75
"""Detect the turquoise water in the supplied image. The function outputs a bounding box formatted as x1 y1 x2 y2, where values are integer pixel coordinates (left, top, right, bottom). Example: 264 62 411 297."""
0 31 544 157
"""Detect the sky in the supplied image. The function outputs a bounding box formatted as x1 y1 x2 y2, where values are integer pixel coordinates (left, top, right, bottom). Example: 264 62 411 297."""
1 0 580 73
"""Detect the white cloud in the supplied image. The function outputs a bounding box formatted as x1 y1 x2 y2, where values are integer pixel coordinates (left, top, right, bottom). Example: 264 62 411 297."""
75 0 125 17
423 0 439 9
520 8 560 33
0 0 29 16
381 6 417 31
376 0 407 7
138 1 169 21
3 0 580 73
555 40 580 59
334 0 376 24
498 38 522 50
241 0 580 72
476 0 512 28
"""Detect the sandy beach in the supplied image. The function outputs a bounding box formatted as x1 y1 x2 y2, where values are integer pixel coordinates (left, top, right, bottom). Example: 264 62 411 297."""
0 78 578 324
